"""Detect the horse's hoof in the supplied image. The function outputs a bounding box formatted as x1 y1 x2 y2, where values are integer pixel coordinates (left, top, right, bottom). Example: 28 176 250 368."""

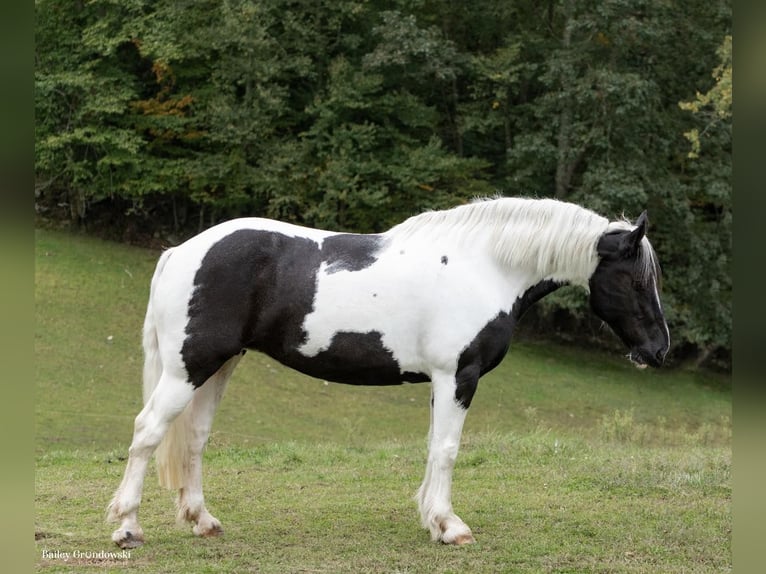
193 521 223 538
112 528 144 549
440 521 475 545
451 532 476 545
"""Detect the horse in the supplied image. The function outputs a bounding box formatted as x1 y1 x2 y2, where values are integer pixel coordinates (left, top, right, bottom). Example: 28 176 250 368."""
106 196 669 548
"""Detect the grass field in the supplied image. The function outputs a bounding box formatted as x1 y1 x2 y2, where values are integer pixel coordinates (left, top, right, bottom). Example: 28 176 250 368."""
34 228 731 572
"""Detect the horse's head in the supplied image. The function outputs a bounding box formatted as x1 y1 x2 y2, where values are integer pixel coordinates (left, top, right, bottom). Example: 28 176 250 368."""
589 212 670 369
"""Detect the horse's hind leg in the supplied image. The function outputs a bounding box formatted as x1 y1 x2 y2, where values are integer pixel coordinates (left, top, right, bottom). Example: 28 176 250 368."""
107 370 194 548
176 355 241 537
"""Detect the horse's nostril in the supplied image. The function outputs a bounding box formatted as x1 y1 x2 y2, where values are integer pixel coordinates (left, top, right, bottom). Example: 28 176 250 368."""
656 348 666 364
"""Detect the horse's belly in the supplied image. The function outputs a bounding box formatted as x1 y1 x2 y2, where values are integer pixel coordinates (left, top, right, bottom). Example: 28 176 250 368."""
262 330 430 386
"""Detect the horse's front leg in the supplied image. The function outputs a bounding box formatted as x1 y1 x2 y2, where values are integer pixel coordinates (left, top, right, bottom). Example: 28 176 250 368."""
416 369 477 545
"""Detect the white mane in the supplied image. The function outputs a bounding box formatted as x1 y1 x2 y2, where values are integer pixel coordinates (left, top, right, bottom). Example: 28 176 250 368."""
386 197 655 288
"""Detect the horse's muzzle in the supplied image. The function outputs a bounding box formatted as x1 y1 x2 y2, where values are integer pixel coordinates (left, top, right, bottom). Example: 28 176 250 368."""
629 345 667 369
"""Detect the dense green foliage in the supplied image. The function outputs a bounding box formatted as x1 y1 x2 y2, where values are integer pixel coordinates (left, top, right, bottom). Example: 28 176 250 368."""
35 0 731 367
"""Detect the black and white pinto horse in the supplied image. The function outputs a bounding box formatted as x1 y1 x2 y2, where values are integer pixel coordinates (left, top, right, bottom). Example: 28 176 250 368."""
107 197 669 548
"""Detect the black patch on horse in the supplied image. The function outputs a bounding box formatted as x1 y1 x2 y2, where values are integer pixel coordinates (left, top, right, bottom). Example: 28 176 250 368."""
181 229 414 388
182 229 323 388
289 331 429 386
323 234 384 274
454 279 561 408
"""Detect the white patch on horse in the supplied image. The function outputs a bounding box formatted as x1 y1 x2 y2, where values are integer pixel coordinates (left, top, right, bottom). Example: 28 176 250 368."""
297 237 535 378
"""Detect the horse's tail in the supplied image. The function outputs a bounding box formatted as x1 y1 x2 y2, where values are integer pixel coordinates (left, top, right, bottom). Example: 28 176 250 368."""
141 248 172 405
141 248 189 490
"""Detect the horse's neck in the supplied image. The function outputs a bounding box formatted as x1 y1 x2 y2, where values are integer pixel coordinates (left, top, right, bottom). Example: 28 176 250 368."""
386 199 607 287
494 234 598 288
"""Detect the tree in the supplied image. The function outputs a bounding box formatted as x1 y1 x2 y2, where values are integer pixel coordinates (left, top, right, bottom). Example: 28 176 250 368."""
672 34 732 366
679 35 732 159
35 0 144 222
34 0 732 368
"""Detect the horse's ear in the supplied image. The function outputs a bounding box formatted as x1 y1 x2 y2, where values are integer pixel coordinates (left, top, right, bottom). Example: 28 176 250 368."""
619 211 648 257
634 211 649 232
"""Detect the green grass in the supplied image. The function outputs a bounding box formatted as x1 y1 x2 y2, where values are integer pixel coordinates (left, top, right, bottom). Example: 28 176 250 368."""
35 228 731 572
36 437 729 573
